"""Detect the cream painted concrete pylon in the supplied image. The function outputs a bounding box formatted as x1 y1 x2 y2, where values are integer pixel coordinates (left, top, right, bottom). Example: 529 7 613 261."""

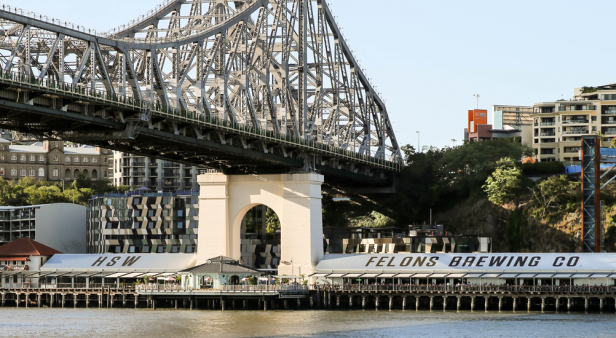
197 172 324 276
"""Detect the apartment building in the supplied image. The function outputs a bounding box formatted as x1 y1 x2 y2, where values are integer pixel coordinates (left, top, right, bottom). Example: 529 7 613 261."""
531 83 616 163
86 191 199 254
0 139 112 182
0 203 87 253
112 152 198 190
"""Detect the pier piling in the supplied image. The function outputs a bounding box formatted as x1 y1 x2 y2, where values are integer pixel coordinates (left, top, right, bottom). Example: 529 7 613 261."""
389 297 393 311
429 296 433 311
541 298 545 312
443 297 447 311
484 297 488 312
457 297 461 311
402 296 406 310
471 297 475 311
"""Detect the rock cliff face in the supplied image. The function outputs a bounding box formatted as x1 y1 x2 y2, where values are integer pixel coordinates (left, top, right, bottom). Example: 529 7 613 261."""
434 198 580 253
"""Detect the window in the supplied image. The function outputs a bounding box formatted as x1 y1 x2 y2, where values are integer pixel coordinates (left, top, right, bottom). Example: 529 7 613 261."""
11 168 16 176
129 246 135 253
157 246 164 253
147 222 154 228
39 155 45 162
20 169 26 176
134 210 141 217
83 157 88 163
114 246 121 253
148 210 154 217
38 168 44 177
65 156 70 163
178 210 184 217
20 155 26 161
177 222 184 229
103 158 107 163
29 169 35 176
190 221 198 228
0 168 3 175
103 171 107 178
53 168 58 177
171 246 178 253
92 157 97 163
54 156 58 162
74 156 79 163
592 116 597 122
142 245 150 253
53 142 57 148
0 155 3 161
29 155 35 162
186 246 193 253
11 154 16 161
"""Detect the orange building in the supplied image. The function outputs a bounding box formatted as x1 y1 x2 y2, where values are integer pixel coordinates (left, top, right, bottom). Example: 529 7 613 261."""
465 109 492 141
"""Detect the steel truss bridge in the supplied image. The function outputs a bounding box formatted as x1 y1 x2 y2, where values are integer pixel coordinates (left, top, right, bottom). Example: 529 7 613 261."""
0 0 402 186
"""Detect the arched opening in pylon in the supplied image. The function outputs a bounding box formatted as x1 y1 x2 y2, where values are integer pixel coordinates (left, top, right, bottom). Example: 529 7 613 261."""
238 204 280 270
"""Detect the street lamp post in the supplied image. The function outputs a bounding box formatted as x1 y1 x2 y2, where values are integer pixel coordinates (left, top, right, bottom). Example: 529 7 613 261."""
451 139 456 147
416 131 420 153
473 94 480 109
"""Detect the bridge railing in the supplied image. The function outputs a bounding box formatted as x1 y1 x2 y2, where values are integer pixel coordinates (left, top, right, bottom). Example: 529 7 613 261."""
314 284 616 294
220 285 309 293
0 67 401 171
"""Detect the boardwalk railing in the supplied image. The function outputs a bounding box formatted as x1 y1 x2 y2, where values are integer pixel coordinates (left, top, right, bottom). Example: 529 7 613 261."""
315 284 616 295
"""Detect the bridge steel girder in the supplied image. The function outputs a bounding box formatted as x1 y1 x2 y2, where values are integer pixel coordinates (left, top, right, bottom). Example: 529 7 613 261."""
0 0 403 187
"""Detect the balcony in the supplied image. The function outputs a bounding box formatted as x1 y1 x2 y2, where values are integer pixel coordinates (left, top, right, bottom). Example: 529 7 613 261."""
604 128 616 135
559 105 596 111
540 122 555 126
562 129 588 135
540 132 555 137
602 120 616 125
562 119 589 125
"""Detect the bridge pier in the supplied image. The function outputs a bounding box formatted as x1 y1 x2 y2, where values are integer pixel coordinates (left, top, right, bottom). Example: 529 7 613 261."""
336 296 339 308
263 298 267 311
15 293 19 307
1 293 4 307
152 299 156 311
349 296 353 309
175 299 178 310
310 296 313 309
328 292 331 309
86 294 89 309
555 298 559 312
38 294 41 308
135 296 138 309
123 294 126 307
62 294 65 308
297 298 301 309
527 298 531 312
285 299 289 310
244 300 247 310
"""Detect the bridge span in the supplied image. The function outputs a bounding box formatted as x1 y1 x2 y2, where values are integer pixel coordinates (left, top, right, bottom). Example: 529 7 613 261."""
0 0 403 187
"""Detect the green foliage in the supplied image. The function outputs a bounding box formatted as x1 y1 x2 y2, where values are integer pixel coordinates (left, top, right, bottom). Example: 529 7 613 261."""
604 226 616 252
530 175 579 219
521 161 565 175
356 211 396 227
610 138 616 149
483 158 525 206
505 208 528 252
265 207 280 237
0 173 119 207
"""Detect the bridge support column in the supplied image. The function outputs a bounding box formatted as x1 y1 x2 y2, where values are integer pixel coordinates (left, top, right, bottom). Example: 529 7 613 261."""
362 296 366 309
123 294 126 307
297 298 301 309
285 299 289 310
135 296 138 309
221 298 225 311
263 298 267 311
38 294 41 308
389 297 393 311
457 297 461 311
429 297 433 311
50 294 53 308
310 296 314 308
244 300 247 309
541 298 545 312
1 293 4 307
402 296 406 310
86 294 89 309
152 299 156 311
196 173 325 277
110 295 114 308
328 292 331 309
555 298 559 312
74 294 77 308
175 300 178 310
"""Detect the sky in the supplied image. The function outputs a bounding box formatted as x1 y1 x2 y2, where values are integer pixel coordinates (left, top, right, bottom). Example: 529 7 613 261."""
5 0 616 149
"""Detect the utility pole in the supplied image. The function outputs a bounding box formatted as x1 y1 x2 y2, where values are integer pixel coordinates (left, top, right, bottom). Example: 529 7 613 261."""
473 94 480 109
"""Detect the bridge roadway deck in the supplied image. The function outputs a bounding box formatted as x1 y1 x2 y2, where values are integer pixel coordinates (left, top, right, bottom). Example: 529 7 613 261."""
0 69 399 185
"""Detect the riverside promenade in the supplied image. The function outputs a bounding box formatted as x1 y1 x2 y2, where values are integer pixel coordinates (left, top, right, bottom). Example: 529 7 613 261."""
1 283 616 312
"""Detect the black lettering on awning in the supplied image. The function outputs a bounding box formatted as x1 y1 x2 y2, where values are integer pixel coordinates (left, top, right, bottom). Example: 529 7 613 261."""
400 257 412 267
387 257 396 267
529 256 540 267
92 256 107 267
489 256 506 267
427 257 439 267
567 256 579 267
449 256 462 267
462 256 475 267
476 256 487 267
413 257 426 267
376 257 388 267
122 256 141 267
553 256 565 267
514 256 527 267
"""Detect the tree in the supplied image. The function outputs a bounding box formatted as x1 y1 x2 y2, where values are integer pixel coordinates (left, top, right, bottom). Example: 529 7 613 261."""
25 185 67 205
482 158 525 206
358 211 396 227
530 175 579 219
265 207 280 237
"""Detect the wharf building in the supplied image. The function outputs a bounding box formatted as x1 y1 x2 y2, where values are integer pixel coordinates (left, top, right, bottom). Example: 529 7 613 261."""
0 238 61 288
532 83 616 164
112 152 199 191
0 203 86 253
0 139 112 182
86 191 199 254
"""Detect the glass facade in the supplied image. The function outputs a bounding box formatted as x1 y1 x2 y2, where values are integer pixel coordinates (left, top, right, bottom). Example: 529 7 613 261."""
86 191 199 254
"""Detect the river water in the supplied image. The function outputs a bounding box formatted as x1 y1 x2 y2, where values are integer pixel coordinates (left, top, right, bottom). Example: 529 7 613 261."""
1 308 615 337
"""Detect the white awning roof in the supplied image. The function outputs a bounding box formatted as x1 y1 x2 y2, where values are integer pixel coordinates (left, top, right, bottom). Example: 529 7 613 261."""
412 273 430 278
360 273 379 278
447 273 466 278
429 273 448 278
326 273 346 278
572 273 591 278
517 274 536 278
395 273 414 278
499 274 518 278
105 273 126 278
343 273 362 278
609 274 616 278
591 274 609 278
310 273 328 278
41 254 196 272
120 273 144 278
553 274 573 278
481 273 500 278
535 274 554 278
377 273 397 278
464 274 482 278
